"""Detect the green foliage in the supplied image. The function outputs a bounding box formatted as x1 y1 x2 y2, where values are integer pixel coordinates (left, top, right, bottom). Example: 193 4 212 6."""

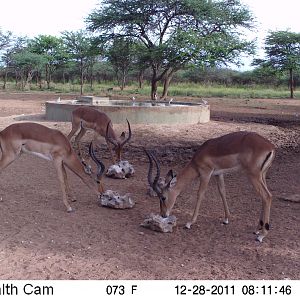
10 50 47 89
264 30 300 71
254 30 300 98
61 30 102 94
0 29 12 51
27 35 67 88
87 0 256 98
106 37 137 89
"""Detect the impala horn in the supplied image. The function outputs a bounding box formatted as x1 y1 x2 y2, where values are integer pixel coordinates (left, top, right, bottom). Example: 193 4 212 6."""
89 142 106 193
105 121 118 147
120 119 132 147
144 149 162 198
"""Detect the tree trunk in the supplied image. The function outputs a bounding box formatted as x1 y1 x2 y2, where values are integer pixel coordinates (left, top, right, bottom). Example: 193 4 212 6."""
151 67 159 100
90 64 94 90
120 70 126 91
161 70 175 100
63 71 66 85
289 68 294 99
2 68 8 90
25 70 33 90
46 64 50 89
138 69 144 89
80 59 84 95
39 72 42 89
15 71 19 88
151 79 158 100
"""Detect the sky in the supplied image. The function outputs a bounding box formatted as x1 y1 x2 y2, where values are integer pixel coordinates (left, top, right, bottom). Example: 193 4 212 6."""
0 0 99 37
1 0 300 69
240 0 300 68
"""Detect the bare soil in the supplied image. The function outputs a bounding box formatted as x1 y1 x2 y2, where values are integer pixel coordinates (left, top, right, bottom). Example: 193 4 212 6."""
0 91 299 280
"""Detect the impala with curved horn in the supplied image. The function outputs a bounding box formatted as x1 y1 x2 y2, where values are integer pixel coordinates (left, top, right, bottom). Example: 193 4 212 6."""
0 122 105 212
67 107 131 165
146 131 275 242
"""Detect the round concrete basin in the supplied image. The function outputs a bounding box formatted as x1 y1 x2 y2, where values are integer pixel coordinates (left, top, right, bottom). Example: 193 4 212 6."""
45 99 210 124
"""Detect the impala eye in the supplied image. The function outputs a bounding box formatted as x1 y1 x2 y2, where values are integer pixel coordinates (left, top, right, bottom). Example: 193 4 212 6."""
161 196 166 202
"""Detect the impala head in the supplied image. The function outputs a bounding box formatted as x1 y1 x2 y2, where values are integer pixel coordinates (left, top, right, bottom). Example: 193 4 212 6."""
105 119 131 162
145 149 177 217
89 142 106 194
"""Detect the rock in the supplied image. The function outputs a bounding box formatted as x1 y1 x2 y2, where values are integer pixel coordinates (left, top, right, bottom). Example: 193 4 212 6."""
141 213 177 233
99 190 135 209
106 160 135 179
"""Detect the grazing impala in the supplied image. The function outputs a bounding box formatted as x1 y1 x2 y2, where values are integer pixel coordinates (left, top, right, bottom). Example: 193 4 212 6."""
146 131 275 242
0 122 105 212
67 107 131 165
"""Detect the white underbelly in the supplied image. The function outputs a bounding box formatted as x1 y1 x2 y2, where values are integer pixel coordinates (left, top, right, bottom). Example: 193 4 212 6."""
21 147 53 161
212 166 240 176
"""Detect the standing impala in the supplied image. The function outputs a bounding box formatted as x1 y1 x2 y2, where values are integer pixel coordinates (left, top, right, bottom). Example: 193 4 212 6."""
146 131 275 242
0 122 105 212
67 107 131 165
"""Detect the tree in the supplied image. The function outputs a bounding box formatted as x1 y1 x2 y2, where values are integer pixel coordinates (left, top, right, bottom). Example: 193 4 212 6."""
0 29 13 89
11 50 46 90
87 0 255 100
0 29 12 50
62 30 100 95
106 38 136 90
254 30 300 98
2 36 29 89
28 35 65 89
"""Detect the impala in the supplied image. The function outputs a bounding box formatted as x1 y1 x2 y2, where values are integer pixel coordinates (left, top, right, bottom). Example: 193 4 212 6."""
67 107 131 166
0 122 105 212
146 131 275 242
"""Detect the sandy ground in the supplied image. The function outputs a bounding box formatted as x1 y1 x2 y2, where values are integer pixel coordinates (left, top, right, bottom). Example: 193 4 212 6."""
0 91 299 280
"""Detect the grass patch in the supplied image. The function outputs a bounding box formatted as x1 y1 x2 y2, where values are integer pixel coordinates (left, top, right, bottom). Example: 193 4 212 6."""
1 81 299 99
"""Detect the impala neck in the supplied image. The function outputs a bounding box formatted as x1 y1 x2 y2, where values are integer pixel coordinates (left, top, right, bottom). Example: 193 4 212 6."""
106 125 117 140
174 162 199 195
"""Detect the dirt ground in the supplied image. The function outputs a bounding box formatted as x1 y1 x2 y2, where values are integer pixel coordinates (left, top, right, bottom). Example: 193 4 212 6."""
0 91 299 280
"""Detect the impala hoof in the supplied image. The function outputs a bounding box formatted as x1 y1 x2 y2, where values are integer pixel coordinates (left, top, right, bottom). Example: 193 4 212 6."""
222 218 229 225
67 207 75 213
185 222 192 229
255 235 264 243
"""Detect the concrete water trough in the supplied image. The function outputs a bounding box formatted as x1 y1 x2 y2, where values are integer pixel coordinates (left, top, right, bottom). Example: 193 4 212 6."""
45 96 210 124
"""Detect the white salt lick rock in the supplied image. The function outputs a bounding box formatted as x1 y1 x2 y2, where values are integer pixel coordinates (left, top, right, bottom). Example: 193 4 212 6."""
106 160 135 179
141 213 177 233
99 190 135 209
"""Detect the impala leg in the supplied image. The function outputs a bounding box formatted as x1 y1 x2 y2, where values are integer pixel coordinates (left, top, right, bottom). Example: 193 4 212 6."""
62 163 76 202
0 149 18 202
0 151 19 201
74 127 92 174
67 124 79 141
185 174 211 229
216 174 230 224
53 158 73 212
63 152 101 197
249 173 272 242
106 141 116 165
0 151 18 170
74 126 87 157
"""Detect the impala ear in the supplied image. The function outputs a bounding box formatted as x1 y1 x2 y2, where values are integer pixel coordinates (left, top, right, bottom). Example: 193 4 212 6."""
165 169 176 182
168 176 177 188
165 169 177 189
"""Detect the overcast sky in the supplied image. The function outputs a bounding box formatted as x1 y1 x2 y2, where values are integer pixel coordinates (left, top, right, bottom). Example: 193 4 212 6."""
1 0 300 69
